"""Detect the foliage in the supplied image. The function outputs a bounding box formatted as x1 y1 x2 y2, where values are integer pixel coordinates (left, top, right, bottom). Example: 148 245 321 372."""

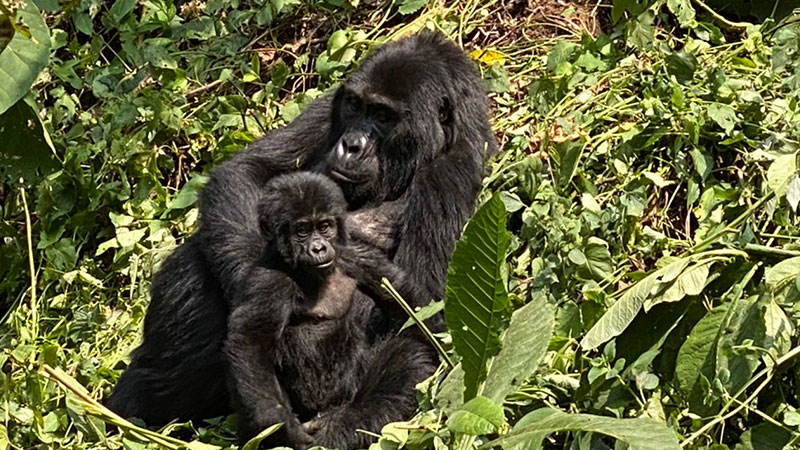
1 0 800 450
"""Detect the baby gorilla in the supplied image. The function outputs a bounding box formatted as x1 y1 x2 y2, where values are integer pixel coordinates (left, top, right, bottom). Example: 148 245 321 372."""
224 172 435 450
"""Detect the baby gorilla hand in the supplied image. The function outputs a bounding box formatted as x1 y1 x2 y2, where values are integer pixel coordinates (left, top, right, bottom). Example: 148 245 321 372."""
302 412 350 450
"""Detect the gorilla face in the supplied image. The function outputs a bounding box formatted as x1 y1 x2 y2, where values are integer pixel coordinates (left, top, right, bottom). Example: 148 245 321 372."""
324 33 462 208
259 173 349 277
288 214 339 273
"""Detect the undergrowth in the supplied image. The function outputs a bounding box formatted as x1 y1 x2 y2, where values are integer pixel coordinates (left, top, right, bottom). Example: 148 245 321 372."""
1 0 800 449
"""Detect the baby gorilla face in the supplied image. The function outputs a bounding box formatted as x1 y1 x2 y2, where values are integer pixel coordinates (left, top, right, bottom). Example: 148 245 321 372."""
259 172 349 277
290 214 338 273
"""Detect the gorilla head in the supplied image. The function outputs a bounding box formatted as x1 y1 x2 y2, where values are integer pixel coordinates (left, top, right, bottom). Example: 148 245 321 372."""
259 173 349 276
323 31 494 207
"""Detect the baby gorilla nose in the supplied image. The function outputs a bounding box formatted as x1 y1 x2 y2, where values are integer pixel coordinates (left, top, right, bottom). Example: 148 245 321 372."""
310 240 334 268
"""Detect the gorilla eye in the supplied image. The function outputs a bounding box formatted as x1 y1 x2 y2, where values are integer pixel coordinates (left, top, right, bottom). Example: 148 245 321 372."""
295 223 311 237
318 220 335 234
373 107 394 124
344 95 361 114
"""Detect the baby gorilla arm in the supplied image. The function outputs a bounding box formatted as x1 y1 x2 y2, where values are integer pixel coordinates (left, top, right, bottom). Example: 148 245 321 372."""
224 267 313 449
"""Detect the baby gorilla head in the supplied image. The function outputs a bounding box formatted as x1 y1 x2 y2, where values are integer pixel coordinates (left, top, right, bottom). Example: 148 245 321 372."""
259 172 348 276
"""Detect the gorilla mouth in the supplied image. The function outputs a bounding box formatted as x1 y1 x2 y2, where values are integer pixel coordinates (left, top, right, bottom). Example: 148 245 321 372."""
329 169 362 184
315 260 334 269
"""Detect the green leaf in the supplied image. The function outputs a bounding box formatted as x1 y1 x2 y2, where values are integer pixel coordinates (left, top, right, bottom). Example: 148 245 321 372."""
581 260 676 350
110 0 137 21
399 300 444 332
396 0 426 15
486 408 680 450
734 423 792 450
786 174 800 211
666 0 695 27
766 153 798 197
0 2 50 115
666 51 698 83
481 292 554 403
546 41 576 73
765 257 800 291
242 423 284 450
170 174 209 209
445 193 512 400
446 396 505 435
0 97 58 183
675 297 765 414
0 424 8 450
707 103 737 135
437 364 465 413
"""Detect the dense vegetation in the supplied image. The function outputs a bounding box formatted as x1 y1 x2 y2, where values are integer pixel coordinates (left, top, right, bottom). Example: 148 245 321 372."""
1 0 800 449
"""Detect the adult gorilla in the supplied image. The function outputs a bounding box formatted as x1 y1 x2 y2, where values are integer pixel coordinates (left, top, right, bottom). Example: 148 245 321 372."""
108 31 496 426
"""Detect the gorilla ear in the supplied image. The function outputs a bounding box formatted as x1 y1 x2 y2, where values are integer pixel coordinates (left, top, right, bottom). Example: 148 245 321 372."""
438 96 453 125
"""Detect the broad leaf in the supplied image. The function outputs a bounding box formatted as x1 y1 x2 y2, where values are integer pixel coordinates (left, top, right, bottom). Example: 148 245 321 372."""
445 193 512 400
0 97 58 183
675 297 765 414
765 256 800 291
766 153 798 197
733 423 792 450
446 396 505 435
486 408 680 450
0 2 50 115
482 292 554 403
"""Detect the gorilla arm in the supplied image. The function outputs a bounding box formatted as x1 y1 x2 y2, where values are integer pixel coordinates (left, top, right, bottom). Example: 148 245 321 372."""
198 96 334 308
224 267 313 449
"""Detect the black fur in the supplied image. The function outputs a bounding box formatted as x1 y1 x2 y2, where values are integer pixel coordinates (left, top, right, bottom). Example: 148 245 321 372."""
226 173 436 450
108 30 495 440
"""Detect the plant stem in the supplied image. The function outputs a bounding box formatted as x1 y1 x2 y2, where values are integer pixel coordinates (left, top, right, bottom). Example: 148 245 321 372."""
743 243 800 258
41 364 212 449
381 278 454 368
691 0 751 30
20 187 38 341
689 192 775 254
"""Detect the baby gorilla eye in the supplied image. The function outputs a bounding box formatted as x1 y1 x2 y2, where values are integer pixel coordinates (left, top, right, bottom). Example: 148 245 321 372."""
318 220 335 235
295 223 311 237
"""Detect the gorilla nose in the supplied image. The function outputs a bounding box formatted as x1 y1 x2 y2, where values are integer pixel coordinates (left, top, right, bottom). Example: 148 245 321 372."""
311 242 328 255
336 132 368 159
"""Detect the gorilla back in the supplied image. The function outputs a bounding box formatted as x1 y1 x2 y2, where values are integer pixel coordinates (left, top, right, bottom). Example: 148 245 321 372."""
108 30 495 427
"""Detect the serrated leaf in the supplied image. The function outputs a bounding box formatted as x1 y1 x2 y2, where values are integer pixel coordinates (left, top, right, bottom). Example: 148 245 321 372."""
487 408 680 450
482 292 554 403
445 193 512 400
0 2 50 115
446 396 505 435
